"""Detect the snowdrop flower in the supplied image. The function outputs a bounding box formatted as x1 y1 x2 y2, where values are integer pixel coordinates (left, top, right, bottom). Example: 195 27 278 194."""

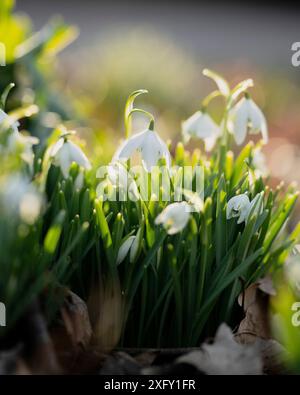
0 109 38 167
182 189 204 212
226 194 250 224
107 162 139 200
155 201 191 235
0 108 19 134
113 127 171 172
227 193 264 224
0 174 43 224
252 148 268 177
228 96 268 145
9 132 38 166
50 138 91 178
116 236 135 265
116 228 142 265
182 111 221 152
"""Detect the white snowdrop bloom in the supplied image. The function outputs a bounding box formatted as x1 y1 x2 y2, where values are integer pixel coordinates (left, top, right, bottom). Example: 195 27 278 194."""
1 174 43 224
182 111 221 152
226 194 250 224
116 236 136 265
19 193 42 225
0 108 19 134
155 201 191 235
9 132 39 166
50 138 91 178
107 162 130 189
107 162 139 200
129 228 142 263
116 227 143 265
0 109 39 167
252 148 268 177
182 189 204 212
113 128 171 172
228 97 268 145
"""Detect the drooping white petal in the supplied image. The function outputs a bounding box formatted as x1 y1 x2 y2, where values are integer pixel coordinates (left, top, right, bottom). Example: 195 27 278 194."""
141 131 162 172
113 129 171 172
248 100 268 143
5 132 38 168
130 227 142 263
57 143 73 178
107 161 139 201
68 141 92 170
182 111 220 151
204 133 218 152
229 98 249 145
116 236 135 265
155 133 172 168
252 149 268 177
113 129 147 162
107 162 129 188
49 138 64 157
183 190 204 212
0 109 19 134
195 113 220 140
50 139 91 178
155 201 190 235
1 174 43 224
128 180 139 201
226 194 250 224
229 97 268 146
182 112 210 140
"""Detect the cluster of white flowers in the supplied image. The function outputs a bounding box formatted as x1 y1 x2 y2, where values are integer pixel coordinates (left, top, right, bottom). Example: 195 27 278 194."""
182 95 268 151
0 70 269 239
109 73 269 237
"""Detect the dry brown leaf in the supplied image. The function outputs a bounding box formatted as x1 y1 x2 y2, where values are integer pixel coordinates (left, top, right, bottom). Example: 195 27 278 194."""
51 289 92 370
237 277 275 343
174 324 263 375
60 290 92 349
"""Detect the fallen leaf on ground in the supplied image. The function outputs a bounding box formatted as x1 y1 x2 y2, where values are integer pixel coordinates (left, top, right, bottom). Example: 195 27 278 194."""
237 277 275 343
59 289 92 349
144 324 263 375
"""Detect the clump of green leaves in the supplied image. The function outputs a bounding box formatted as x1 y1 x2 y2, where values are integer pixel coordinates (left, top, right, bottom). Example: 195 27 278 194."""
0 69 299 351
